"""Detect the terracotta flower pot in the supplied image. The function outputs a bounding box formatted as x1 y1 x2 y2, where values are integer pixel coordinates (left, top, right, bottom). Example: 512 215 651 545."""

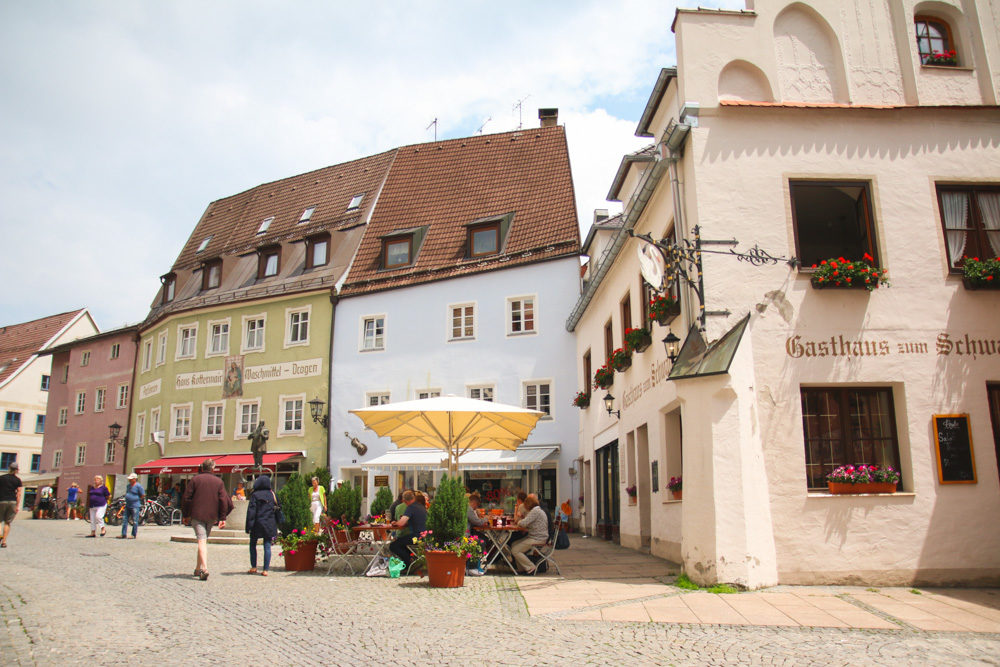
671 489 682 500
282 539 318 571
425 550 466 588
827 482 897 494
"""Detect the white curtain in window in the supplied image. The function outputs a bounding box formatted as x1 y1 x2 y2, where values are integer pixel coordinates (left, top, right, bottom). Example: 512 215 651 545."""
941 192 969 265
975 192 1000 256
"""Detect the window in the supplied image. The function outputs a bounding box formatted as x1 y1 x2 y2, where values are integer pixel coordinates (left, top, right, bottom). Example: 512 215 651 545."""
286 307 310 346
468 385 494 402
640 277 655 330
621 293 633 339
243 314 266 352
257 216 274 235
366 392 390 406
61 364 69 383
142 340 152 372
937 185 1000 270
915 16 955 65
53 450 62 469
449 304 475 341
161 273 176 304
135 413 146 449
383 236 412 269
790 181 879 269
94 388 106 413
80 351 91 367
203 403 224 439
281 396 304 434
468 222 500 257
208 320 230 356
801 387 901 490
347 194 364 210
75 391 86 415
582 350 592 397
156 330 168 366
361 316 385 351
171 404 192 441
58 407 68 426
116 384 129 409
306 234 330 269
30 454 40 473
508 297 536 335
40 375 50 391
150 407 160 435
35 415 45 434
196 236 212 253
238 401 260 437
258 246 280 279
524 381 552 418
105 441 116 464
604 320 614 363
3 411 21 432
299 207 316 223
177 324 197 359
75 444 86 466
202 259 222 290
110 343 120 360
1 452 16 471
417 389 441 400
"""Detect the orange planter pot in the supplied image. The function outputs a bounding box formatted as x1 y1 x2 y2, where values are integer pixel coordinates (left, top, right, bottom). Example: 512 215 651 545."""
671 490 682 500
282 539 318 571
425 550 466 588
828 482 897 495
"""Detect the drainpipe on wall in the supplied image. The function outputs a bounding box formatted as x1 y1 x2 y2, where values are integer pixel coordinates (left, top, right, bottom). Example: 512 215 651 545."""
327 290 338 473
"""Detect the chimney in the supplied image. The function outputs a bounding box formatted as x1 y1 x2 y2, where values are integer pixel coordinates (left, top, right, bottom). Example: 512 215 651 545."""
538 108 558 128
593 209 609 225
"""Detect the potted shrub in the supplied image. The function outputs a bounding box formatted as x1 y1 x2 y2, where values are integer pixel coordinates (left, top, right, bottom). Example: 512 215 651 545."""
572 391 591 409
277 526 329 571
276 473 320 570
809 254 889 291
961 256 1000 290
648 294 680 325
328 481 363 543
593 364 614 390
610 347 632 372
624 327 653 353
369 485 393 519
415 474 480 588
826 464 900 494
667 476 682 500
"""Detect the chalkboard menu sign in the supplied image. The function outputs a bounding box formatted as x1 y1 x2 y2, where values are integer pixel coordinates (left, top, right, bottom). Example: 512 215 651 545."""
933 414 977 484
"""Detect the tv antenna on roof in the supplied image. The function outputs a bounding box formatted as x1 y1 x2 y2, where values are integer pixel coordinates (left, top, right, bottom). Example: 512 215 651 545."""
477 117 492 134
426 117 438 141
512 95 530 129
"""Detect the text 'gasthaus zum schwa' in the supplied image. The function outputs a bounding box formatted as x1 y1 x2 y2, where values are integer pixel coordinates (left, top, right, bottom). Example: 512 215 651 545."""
785 333 1000 359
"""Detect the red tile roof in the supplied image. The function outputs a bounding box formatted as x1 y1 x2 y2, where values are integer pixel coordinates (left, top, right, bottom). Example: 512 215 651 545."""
339 125 580 296
0 309 87 386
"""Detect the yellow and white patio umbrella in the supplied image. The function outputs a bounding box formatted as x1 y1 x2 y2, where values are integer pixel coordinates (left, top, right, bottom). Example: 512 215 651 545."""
349 395 545 476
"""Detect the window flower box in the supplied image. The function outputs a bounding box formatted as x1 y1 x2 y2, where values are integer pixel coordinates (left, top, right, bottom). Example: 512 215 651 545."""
827 482 897 495
648 295 680 325
809 255 889 291
826 464 900 494
610 347 632 373
593 365 614 390
961 257 1000 290
624 327 652 353
923 50 958 66
572 391 591 409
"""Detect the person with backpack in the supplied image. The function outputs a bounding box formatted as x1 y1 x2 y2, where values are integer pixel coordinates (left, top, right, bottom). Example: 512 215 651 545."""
245 474 278 576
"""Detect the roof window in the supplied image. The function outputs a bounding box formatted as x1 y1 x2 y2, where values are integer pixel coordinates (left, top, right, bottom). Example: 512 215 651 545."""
257 217 274 235
299 207 316 223
347 194 364 211
196 236 212 253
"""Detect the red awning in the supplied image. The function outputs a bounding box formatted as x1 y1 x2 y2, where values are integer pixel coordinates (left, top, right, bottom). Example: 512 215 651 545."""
133 452 301 475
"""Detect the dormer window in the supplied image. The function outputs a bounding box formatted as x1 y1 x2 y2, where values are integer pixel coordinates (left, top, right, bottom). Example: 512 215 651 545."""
196 236 212 253
257 217 274 235
305 233 330 269
469 222 500 257
202 258 222 290
384 237 412 269
161 273 176 304
257 246 280 279
347 194 364 211
299 207 316 223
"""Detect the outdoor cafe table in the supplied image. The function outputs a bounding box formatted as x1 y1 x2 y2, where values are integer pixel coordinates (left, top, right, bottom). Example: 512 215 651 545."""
477 524 521 573
351 524 396 575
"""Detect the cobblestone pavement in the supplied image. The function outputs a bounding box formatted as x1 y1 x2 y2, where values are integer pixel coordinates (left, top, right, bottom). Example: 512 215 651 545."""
3 520 1000 665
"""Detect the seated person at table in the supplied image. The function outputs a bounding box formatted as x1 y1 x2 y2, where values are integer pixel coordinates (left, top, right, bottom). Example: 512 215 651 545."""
466 493 486 533
508 490 529 545
389 490 427 569
393 489 414 540
511 494 548 575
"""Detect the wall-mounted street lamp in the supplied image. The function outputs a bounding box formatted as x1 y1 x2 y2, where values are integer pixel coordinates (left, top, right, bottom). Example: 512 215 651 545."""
663 332 681 363
109 422 127 447
307 397 329 428
602 392 621 419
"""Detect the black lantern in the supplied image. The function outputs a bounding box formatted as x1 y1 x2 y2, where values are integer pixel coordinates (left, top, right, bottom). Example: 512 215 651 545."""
109 422 122 441
663 332 681 362
602 392 620 419
307 397 329 428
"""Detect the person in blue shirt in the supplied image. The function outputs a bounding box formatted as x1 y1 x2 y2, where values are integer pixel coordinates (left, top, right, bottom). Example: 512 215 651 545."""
119 473 145 539
66 483 80 520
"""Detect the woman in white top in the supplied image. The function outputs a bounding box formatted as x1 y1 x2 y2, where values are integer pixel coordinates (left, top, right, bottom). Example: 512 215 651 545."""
310 477 327 532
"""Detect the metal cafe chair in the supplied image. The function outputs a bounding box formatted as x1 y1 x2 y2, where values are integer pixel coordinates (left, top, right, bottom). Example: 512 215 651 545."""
325 523 360 576
527 517 563 576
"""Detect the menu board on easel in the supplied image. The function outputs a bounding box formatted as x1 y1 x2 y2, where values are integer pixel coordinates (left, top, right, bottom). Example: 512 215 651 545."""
933 414 977 484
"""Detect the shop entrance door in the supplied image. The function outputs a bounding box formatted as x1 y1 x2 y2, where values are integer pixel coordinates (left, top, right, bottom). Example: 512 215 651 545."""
595 440 620 543
539 468 556 514
989 384 1000 488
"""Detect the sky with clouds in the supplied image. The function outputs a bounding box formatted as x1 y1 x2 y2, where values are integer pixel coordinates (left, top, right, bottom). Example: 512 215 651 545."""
0 0 739 330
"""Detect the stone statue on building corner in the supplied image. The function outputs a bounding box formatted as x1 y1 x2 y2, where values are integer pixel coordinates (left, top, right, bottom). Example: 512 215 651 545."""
249 422 269 469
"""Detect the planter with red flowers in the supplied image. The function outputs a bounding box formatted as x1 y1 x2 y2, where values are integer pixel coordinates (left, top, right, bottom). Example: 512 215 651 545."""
923 50 958 66
572 391 591 409
809 254 889 291
609 347 632 373
624 327 653 353
593 364 614 390
961 256 1000 290
625 484 637 506
825 464 899 495
648 294 680 325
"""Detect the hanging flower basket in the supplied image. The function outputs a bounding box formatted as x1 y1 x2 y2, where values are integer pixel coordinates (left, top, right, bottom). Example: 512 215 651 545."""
624 327 652 353
610 348 632 373
649 295 680 325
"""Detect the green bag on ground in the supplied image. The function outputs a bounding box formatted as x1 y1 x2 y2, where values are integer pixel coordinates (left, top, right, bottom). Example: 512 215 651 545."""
387 556 405 578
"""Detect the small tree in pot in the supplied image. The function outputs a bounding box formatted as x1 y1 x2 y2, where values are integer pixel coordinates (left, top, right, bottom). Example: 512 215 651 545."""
328 480 363 528
276 473 324 570
369 485 394 519
413 474 478 587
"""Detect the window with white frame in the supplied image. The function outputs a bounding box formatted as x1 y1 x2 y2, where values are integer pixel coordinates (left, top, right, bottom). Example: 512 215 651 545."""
156 330 168 366
280 395 305 435
75 443 86 466
58 407 68 426
417 389 441 400
150 406 160 435
170 404 192 441
361 315 385 351
116 384 129 409
366 392 390 406
468 385 495 402
75 391 87 415
286 307 310 346
237 400 260 437
94 388 106 413
177 324 198 359
53 449 62 469
80 350 91 366
105 440 116 464
507 296 536 335
203 403 224 439
135 412 146 448
110 343 120 360
243 314 266 353
449 303 475 341
207 320 230 356
523 381 551 418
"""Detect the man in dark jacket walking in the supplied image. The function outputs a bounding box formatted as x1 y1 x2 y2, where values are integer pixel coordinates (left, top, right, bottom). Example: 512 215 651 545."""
181 459 234 581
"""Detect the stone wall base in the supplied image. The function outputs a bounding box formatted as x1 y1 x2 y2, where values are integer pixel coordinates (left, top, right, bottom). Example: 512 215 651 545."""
778 568 1000 587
